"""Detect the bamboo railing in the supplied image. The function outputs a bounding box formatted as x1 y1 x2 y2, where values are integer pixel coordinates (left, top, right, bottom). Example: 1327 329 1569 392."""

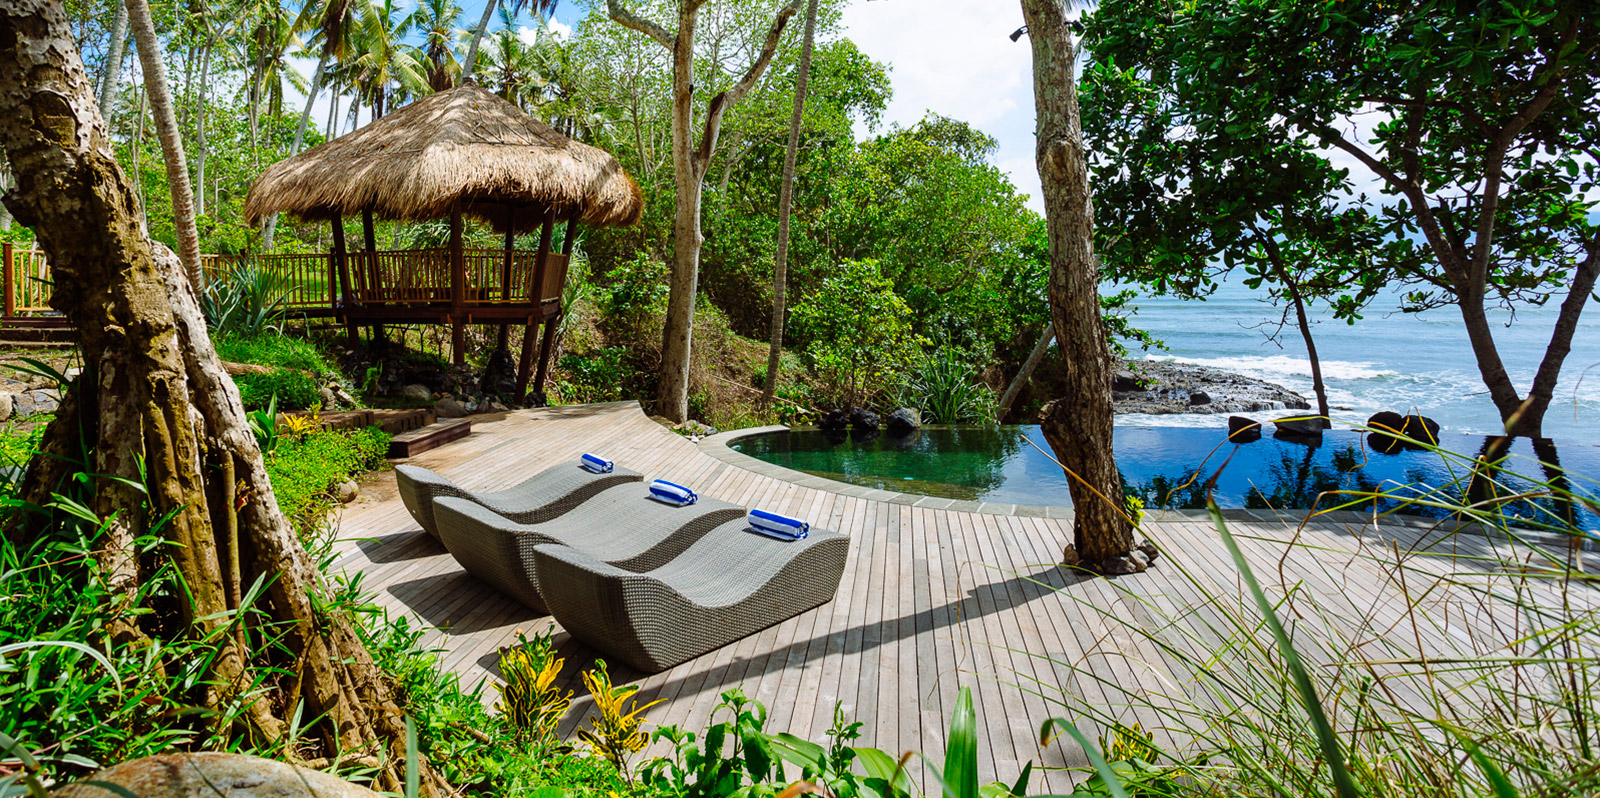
2 245 568 319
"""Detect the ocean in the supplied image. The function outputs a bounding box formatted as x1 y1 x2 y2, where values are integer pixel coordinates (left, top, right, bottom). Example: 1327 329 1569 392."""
1113 280 1600 444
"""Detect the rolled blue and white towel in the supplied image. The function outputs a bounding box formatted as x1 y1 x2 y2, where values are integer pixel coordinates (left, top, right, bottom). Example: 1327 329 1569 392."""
648 479 697 506
580 453 614 474
748 508 809 541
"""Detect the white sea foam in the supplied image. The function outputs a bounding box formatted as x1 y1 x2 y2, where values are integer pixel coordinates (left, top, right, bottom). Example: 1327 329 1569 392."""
1143 353 1398 381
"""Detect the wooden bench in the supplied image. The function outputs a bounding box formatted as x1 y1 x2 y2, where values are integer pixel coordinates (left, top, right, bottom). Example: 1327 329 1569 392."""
387 418 471 458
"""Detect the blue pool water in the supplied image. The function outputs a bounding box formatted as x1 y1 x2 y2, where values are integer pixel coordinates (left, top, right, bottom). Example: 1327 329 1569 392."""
731 426 1600 530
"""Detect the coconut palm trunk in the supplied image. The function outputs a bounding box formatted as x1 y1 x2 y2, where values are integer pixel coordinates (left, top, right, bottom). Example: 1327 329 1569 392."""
124 0 203 284
0 3 450 793
264 50 329 249
98 0 129 117
762 0 818 403
1019 0 1140 573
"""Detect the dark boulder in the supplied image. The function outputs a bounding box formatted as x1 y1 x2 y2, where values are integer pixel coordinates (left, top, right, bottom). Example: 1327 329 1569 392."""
1227 415 1262 443
1401 414 1441 446
1273 426 1324 447
849 407 880 431
851 425 881 444
818 408 848 432
1113 369 1142 392
1189 390 1212 406
1274 415 1325 436
479 345 518 401
1367 411 1405 434
886 407 921 436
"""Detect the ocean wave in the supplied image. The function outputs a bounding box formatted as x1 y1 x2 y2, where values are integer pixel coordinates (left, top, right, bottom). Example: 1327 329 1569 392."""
1143 353 1398 381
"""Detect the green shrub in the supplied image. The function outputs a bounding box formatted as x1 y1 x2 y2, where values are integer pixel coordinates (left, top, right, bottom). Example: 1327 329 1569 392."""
556 347 630 404
201 260 290 337
791 259 924 409
263 426 389 529
235 369 320 411
216 333 338 375
897 346 996 424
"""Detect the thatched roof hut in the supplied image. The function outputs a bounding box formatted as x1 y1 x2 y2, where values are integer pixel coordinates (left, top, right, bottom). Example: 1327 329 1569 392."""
244 83 642 232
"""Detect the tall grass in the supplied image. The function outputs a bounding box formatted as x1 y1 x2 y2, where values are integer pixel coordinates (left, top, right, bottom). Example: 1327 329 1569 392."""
1004 428 1600 796
899 347 996 424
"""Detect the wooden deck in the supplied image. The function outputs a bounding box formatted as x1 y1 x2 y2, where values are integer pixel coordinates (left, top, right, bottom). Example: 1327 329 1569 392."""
330 401 1594 792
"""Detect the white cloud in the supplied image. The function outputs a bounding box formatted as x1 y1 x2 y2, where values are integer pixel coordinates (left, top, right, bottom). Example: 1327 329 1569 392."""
840 0 1044 211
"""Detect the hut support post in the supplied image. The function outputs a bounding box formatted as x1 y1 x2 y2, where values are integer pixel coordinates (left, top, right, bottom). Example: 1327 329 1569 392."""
331 213 357 345
496 206 516 353
532 218 580 394
449 202 465 364
516 216 557 402
362 208 384 343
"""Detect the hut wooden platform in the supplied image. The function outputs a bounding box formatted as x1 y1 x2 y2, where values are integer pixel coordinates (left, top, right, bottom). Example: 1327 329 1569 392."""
330 401 1595 793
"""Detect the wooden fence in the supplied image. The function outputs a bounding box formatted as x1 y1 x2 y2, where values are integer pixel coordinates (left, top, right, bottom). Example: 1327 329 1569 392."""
3 244 568 319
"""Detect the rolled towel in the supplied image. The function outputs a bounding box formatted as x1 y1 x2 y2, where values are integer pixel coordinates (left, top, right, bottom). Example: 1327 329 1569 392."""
580 453 614 474
748 508 809 540
648 479 697 506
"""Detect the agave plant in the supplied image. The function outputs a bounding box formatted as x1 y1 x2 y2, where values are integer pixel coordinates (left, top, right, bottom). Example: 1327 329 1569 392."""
900 347 997 424
201 259 291 337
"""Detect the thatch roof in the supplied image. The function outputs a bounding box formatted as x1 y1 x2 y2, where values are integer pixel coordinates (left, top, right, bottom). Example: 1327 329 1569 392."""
245 83 642 232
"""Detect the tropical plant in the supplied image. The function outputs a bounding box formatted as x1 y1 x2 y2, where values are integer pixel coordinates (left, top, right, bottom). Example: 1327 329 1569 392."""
791 259 922 409
578 660 661 781
898 347 996 424
403 0 464 92
247 392 280 454
495 629 572 746
201 260 291 337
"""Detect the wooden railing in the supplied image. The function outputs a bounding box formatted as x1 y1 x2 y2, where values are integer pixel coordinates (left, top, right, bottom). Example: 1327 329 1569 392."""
4 245 567 318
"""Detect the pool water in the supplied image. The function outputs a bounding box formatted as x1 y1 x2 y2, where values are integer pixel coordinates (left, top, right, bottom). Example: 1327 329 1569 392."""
730 426 1600 529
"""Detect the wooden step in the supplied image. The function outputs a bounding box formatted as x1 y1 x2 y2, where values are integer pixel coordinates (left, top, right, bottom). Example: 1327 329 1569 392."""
387 418 471 458
287 407 435 436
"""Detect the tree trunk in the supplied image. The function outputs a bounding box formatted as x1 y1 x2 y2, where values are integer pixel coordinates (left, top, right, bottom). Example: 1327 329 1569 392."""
763 0 819 403
124 0 202 285
264 50 329 249
195 48 210 217
460 0 498 84
1020 0 1137 572
1517 241 1600 436
996 323 1054 422
98 0 129 120
1259 233 1330 427
0 4 448 792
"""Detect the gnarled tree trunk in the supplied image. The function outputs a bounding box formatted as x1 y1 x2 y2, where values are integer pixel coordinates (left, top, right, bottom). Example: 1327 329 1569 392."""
1020 0 1140 573
0 3 447 793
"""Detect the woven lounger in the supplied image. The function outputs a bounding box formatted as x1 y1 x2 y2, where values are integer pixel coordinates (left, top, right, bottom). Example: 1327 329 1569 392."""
396 460 642 541
431 486 746 612
531 520 849 672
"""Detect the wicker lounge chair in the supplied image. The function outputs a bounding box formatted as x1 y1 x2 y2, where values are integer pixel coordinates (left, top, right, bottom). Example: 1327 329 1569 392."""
396 460 642 541
530 520 849 672
431 486 746 611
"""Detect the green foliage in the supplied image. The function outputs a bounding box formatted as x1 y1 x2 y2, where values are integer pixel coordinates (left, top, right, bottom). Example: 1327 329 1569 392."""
578 660 661 781
897 347 996 424
200 260 292 338
791 259 923 409
246 393 281 455
234 369 320 411
595 252 670 341
215 333 339 375
496 630 572 747
556 347 631 404
261 426 390 531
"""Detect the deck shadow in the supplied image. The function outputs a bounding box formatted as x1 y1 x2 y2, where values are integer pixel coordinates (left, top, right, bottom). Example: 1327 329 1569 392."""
356 530 442 563
387 571 545 634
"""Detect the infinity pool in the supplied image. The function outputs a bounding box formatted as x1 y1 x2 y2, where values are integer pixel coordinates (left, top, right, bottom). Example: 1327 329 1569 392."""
730 426 1600 528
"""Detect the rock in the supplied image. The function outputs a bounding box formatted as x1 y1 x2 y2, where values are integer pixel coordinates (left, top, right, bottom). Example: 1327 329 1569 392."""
1112 369 1141 392
886 407 921 436
523 390 548 409
1137 540 1160 563
1401 414 1440 446
434 397 469 418
1273 426 1323 447
479 345 518 400
221 361 274 376
464 401 480 413
330 383 360 408
319 385 339 408
52 751 384 798
1274 415 1324 436
1107 359 1312 417
401 383 433 403
1227 415 1262 443
11 392 36 418
1060 545 1080 568
678 420 717 439
1098 550 1149 575
817 408 848 432
1188 390 1212 406
849 407 880 431
482 398 509 413
335 480 359 504
0 393 11 422
1366 410 1405 433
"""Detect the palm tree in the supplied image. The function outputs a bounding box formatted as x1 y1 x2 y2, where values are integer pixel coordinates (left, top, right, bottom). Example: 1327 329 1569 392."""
484 9 559 109
265 0 359 248
763 0 819 402
460 0 558 85
350 0 428 119
403 0 464 92
123 0 203 282
246 2 304 144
